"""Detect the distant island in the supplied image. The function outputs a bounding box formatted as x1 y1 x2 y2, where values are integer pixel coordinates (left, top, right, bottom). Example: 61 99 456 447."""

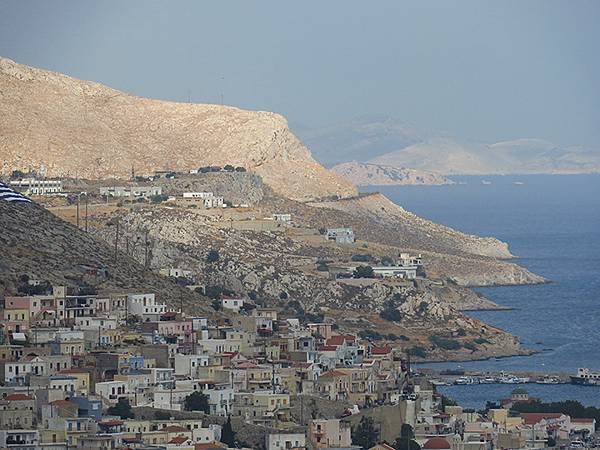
297 117 600 175
331 161 454 186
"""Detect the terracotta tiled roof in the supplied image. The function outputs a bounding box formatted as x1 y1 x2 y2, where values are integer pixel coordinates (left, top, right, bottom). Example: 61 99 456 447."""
50 399 74 406
5 394 33 401
169 436 189 444
319 370 347 379
371 346 392 355
318 345 337 351
326 334 355 346
573 418 595 423
162 425 189 433
99 419 124 427
520 413 564 425
195 443 226 450
422 437 451 450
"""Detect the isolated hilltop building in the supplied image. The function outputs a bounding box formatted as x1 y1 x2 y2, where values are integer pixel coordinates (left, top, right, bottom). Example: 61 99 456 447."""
325 227 355 244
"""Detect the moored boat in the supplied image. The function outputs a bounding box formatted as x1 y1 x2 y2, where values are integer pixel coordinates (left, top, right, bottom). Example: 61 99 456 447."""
570 368 600 386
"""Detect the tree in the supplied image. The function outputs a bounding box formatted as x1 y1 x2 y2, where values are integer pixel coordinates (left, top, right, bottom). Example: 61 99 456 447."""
221 415 236 446
235 166 246 172
150 194 169 203
352 416 378 449
393 424 421 450
380 300 402 322
107 398 134 419
354 265 374 279
206 250 220 263
211 298 221 311
223 164 235 172
154 410 171 420
183 391 210 413
10 170 25 179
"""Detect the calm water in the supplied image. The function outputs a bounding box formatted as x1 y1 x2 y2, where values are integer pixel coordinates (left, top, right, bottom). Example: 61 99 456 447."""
362 174 600 407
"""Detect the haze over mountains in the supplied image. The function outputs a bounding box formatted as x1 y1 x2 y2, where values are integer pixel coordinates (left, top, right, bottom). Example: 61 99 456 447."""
0 57 355 201
295 117 600 175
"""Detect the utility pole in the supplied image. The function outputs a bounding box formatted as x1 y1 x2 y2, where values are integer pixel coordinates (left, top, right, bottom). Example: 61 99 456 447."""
76 195 80 228
220 76 224 105
85 195 88 232
114 220 120 263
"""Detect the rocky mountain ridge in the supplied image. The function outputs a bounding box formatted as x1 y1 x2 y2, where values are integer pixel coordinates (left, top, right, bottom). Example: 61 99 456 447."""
0 57 356 201
331 161 453 186
371 137 600 175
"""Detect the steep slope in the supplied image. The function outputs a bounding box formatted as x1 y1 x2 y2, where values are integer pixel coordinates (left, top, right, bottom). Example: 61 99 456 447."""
331 161 453 186
0 57 356 201
0 200 212 313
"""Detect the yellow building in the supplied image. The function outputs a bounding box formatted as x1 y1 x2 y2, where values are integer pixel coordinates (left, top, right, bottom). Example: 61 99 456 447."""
58 369 90 395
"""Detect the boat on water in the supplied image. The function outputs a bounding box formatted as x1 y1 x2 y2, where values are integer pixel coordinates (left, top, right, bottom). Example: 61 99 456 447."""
480 377 497 384
455 376 478 385
513 181 525 185
536 376 561 385
481 180 492 185
570 368 600 386
499 375 530 384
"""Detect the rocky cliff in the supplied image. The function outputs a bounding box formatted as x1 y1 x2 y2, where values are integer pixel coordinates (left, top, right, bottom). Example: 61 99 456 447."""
331 161 453 186
0 57 356 201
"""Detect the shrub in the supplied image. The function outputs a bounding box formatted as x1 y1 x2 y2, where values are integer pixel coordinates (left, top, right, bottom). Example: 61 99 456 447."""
463 342 477 352
380 307 402 322
150 194 169 204
409 346 427 358
429 335 461 350
184 391 210 413
206 250 220 263
107 398 134 419
154 410 171 420
359 329 383 340
353 265 374 278
474 337 490 345
351 254 372 262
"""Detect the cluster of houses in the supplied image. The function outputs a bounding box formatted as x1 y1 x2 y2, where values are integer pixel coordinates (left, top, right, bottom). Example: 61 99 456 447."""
396 386 598 450
0 275 596 450
0 281 409 450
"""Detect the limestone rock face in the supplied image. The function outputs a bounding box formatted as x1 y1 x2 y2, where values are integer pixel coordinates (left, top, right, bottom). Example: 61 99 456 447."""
0 57 356 201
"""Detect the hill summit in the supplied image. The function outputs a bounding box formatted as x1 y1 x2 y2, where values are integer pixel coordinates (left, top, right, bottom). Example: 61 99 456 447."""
0 57 356 201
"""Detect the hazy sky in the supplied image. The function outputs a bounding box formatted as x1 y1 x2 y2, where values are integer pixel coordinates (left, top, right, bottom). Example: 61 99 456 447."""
1 1 599 146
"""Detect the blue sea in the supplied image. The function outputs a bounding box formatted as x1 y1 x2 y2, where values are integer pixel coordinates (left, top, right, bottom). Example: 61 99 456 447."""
362 174 600 408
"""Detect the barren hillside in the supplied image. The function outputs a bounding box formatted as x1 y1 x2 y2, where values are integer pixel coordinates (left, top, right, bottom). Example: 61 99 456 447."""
0 200 212 313
0 57 356 201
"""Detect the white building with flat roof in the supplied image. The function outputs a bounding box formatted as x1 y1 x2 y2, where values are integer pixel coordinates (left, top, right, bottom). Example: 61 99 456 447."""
10 178 62 195
127 293 167 319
